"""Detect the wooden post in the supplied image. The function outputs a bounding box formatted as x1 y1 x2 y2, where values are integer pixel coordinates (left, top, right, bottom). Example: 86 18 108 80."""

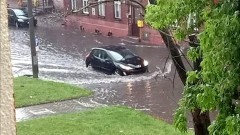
139 27 142 42
0 0 17 134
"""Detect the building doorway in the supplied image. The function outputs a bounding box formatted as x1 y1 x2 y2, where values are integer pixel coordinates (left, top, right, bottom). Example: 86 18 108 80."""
128 5 141 37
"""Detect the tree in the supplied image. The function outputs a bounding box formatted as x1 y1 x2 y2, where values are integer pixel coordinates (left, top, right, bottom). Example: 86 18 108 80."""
146 0 211 134
0 0 16 134
145 0 240 135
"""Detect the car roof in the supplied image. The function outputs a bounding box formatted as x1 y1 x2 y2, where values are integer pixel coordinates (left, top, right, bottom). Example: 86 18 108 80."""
93 45 127 52
12 8 24 11
8 8 24 11
8 8 19 10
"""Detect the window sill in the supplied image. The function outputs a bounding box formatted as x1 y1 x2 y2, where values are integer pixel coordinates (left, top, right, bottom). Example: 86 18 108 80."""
114 18 121 21
82 12 90 16
71 10 78 15
98 15 106 19
72 10 78 13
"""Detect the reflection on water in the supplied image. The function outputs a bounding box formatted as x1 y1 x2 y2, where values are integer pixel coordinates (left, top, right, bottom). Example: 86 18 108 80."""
127 82 133 96
9 26 173 86
145 80 152 99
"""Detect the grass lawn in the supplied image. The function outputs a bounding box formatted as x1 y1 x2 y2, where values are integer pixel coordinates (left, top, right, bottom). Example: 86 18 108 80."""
17 106 192 135
14 76 92 107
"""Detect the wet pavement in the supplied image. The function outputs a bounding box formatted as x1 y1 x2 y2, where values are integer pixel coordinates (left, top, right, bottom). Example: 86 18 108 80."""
16 97 106 122
10 13 185 123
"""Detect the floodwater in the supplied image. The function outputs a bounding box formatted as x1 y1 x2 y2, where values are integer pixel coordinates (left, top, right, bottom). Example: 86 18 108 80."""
11 14 185 123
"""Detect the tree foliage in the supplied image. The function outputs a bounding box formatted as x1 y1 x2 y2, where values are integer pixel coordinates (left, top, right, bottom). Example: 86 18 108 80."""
145 0 240 134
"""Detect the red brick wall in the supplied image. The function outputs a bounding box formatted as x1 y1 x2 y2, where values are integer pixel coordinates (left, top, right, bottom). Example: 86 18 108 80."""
64 0 71 10
121 2 129 24
142 0 149 6
66 15 129 36
142 26 164 45
64 0 164 45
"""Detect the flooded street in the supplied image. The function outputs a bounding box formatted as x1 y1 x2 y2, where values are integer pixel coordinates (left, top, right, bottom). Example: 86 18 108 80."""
11 14 184 123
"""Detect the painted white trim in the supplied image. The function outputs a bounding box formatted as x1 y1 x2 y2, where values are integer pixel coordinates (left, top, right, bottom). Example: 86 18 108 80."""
114 1 121 19
83 0 89 14
98 0 105 16
71 0 77 10
29 108 55 115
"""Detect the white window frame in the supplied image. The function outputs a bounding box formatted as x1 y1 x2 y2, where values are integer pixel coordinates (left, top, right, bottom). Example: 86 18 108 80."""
98 0 105 17
83 0 89 14
114 1 121 19
71 0 77 10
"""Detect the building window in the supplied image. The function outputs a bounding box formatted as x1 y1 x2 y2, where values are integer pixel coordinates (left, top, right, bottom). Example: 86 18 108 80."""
98 0 105 17
114 1 121 19
83 0 89 14
71 0 77 10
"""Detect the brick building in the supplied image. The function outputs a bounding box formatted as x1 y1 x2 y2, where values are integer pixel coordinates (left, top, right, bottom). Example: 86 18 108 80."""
61 0 163 45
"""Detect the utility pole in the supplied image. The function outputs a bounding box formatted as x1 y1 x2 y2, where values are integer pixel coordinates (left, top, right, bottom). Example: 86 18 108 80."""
0 0 17 134
28 0 39 78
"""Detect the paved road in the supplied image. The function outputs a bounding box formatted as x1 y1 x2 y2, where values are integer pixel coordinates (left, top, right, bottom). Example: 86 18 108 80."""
10 13 185 124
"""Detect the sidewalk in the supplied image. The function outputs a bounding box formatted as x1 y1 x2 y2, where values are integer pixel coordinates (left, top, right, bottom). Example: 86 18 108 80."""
16 97 106 122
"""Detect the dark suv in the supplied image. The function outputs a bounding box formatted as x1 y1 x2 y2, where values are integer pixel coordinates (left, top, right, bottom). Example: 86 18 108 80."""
85 45 149 76
7 8 37 28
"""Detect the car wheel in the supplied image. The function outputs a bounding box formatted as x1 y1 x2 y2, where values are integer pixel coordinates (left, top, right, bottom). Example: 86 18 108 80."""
115 68 124 76
146 67 149 72
86 61 90 67
15 22 19 28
